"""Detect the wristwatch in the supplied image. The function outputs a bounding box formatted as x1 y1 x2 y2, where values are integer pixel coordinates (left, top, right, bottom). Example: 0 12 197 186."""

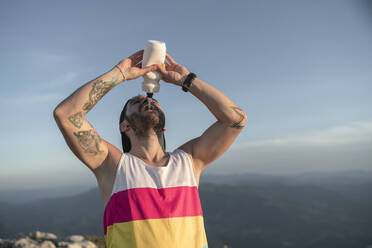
182 73 197 92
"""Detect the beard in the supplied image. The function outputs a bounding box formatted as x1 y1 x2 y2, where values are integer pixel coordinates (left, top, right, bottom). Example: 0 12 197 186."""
127 107 165 137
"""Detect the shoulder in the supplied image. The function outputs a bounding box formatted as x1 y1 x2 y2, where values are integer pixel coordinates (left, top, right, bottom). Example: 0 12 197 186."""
170 148 190 161
174 148 202 185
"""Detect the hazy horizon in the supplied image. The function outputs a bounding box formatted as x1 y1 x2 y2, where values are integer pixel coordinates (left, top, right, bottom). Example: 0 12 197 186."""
1 169 372 205
1 0 371 190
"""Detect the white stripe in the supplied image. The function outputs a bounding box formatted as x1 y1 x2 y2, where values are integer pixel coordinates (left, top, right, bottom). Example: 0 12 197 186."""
111 149 197 195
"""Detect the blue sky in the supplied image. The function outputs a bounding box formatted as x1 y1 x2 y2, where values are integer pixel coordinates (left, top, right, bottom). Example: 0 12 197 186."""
0 0 371 190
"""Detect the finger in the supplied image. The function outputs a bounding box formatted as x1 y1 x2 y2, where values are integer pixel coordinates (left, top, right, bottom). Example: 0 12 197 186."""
141 64 158 74
130 50 144 58
163 61 171 70
135 60 142 66
153 64 168 75
132 54 143 65
129 50 144 60
166 54 177 65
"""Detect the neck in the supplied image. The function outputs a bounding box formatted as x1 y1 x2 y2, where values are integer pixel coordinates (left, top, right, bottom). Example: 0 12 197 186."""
129 130 166 162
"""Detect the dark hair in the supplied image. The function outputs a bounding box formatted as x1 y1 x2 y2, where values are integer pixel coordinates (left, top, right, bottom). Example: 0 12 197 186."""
119 97 166 153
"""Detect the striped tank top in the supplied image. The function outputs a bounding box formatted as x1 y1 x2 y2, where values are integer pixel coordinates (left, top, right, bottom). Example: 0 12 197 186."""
103 149 208 248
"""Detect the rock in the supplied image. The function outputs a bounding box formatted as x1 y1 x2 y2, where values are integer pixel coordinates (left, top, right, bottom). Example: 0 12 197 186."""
60 236 96 248
66 244 82 248
57 242 78 248
60 241 97 248
40 241 56 248
14 237 39 248
65 235 84 243
77 241 97 248
1 231 98 248
15 233 27 239
29 231 57 241
0 239 13 248
57 241 71 247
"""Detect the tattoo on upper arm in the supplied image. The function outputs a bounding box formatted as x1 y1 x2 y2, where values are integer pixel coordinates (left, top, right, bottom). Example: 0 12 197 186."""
73 129 103 155
68 112 83 128
82 77 117 112
230 106 246 129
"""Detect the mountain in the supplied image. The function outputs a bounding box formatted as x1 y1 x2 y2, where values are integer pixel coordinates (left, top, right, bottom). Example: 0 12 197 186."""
201 170 372 186
2 170 371 204
0 188 104 238
0 184 94 204
1 171 372 248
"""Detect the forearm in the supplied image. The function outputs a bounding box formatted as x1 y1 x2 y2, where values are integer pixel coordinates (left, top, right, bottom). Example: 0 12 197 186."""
54 66 124 125
189 78 247 128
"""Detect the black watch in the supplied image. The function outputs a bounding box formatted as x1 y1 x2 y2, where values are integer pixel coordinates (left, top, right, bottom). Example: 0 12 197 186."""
182 73 197 92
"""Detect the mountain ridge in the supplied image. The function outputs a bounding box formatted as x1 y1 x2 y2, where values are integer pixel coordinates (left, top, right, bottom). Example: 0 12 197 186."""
2 170 371 204
1 171 371 247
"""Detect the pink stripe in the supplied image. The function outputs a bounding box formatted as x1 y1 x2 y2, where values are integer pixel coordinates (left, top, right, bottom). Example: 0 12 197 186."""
103 186 203 234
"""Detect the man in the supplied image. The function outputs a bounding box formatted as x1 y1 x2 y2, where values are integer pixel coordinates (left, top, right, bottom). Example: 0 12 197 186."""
54 50 246 248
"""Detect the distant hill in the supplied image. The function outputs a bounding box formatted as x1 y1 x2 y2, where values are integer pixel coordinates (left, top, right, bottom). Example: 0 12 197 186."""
1 171 372 248
0 184 94 204
2 170 371 204
201 170 372 186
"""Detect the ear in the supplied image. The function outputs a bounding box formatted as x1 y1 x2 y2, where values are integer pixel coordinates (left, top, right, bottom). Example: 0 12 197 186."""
120 120 130 133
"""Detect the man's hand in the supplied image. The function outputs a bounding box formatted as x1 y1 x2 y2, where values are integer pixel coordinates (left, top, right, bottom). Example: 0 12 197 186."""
117 50 158 81
156 54 190 86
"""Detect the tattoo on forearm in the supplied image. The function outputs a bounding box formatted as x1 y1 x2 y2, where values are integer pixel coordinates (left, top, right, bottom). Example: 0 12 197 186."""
73 129 103 155
230 106 246 129
68 112 83 128
82 77 117 112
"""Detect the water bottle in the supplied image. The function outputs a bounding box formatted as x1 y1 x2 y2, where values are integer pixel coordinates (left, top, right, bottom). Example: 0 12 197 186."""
141 40 166 97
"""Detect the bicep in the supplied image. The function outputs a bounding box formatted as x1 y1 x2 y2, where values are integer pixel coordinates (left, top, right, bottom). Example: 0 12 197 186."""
180 121 244 171
54 113 108 171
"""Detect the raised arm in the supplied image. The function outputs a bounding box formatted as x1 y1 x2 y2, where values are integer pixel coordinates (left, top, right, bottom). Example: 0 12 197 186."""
53 50 157 171
157 54 247 174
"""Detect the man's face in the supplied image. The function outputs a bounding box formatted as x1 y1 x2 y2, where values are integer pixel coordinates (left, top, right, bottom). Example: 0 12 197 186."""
125 95 165 136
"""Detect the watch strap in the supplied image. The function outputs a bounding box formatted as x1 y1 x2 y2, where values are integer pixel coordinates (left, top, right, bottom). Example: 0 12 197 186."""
182 73 197 92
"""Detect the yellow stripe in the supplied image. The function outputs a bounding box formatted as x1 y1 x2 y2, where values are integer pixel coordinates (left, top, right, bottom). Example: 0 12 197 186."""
105 216 208 248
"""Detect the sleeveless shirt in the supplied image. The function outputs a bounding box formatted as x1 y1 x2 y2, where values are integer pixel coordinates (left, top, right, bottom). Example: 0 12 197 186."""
103 149 208 248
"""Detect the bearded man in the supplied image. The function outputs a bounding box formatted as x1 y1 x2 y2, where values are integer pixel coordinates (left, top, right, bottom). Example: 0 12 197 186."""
54 50 246 248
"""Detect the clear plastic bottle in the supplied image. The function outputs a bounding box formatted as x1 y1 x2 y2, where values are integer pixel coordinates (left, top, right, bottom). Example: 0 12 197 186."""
141 40 166 96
